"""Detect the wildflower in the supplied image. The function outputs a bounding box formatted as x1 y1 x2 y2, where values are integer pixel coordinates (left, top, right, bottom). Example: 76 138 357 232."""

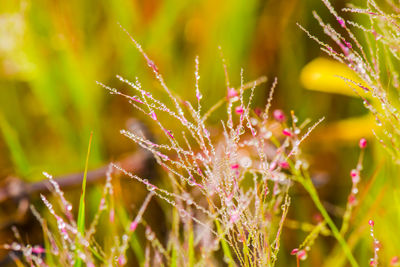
230 163 239 170
391 256 399 266
359 138 367 149
299 0 400 162
348 194 356 205
227 87 238 99
150 111 157 121
273 109 286 122
297 249 307 260
279 161 289 169
282 129 292 137
32 245 45 254
254 107 262 117
235 106 244 114
350 169 359 183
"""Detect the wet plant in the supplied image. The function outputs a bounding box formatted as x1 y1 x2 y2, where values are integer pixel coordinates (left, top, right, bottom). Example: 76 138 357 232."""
2 3 393 265
298 0 400 162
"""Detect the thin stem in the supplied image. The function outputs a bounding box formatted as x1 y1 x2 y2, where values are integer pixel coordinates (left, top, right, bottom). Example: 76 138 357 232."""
300 177 359 267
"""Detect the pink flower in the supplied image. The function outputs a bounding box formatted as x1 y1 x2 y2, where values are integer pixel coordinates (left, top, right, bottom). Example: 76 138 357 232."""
235 106 244 114
130 221 138 232
227 88 238 99
231 163 239 170
348 194 356 205
273 109 286 122
32 246 45 254
150 111 157 121
350 169 360 183
279 161 289 169
337 18 346 28
350 169 358 178
297 249 307 260
391 256 399 266
359 138 367 149
282 129 292 137
254 107 262 117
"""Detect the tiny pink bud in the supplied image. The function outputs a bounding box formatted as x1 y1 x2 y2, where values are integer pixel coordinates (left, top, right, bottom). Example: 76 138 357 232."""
290 248 299 255
227 88 238 99
337 18 346 28
370 260 375 266
273 109 286 122
147 59 159 73
350 169 358 178
282 129 292 137
350 169 360 183
279 161 289 169
235 106 244 114
32 246 45 254
359 138 367 149
231 164 239 170
129 221 138 232
254 107 262 117
297 249 307 260
348 194 356 205
391 256 399 266
368 219 374 227
150 111 157 121
118 255 127 265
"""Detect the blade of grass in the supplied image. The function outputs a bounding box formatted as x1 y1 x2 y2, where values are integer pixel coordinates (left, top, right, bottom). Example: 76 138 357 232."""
0 113 30 176
170 207 179 267
300 175 359 267
116 205 145 264
187 218 195 267
75 132 93 267
42 221 56 267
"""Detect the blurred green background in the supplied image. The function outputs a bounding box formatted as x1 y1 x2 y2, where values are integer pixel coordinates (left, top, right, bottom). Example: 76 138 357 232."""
0 0 399 266
0 0 358 179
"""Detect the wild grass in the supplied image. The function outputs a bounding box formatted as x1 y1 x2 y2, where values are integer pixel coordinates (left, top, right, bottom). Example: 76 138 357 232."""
3 25 373 267
298 0 400 162
2 0 400 266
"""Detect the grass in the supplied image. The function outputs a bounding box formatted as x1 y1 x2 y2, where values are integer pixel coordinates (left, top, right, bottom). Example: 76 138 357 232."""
75 132 93 267
1 0 400 266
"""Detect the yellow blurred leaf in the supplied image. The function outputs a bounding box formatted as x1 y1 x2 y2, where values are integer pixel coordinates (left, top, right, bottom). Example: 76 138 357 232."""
301 57 368 97
312 114 375 143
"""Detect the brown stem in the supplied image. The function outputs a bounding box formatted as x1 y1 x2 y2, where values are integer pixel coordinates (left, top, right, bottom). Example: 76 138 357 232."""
0 149 153 204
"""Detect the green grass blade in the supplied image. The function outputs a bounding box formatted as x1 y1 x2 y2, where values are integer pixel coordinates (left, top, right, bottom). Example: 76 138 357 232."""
42 221 56 267
116 205 145 264
214 219 234 267
0 113 30 176
75 132 93 267
188 220 195 267
300 176 359 267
